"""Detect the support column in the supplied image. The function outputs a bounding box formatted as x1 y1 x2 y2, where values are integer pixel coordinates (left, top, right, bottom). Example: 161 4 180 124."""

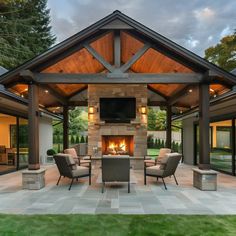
28 83 40 170
193 82 217 191
63 105 69 150
166 105 172 149
198 83 210 170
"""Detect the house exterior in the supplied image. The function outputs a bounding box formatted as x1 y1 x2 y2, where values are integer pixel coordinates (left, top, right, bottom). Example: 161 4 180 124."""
0 11 236 189
0 67 59 175
175 69 236 175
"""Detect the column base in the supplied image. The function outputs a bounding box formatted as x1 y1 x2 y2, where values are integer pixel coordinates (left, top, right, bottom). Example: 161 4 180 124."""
22 168 46 190
193 168 217 191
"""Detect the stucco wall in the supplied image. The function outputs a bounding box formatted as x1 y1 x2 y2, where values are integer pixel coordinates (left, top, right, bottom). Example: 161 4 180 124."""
39 117 53 164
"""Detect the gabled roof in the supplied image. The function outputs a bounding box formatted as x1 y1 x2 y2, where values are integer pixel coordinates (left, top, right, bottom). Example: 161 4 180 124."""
0 10 236 85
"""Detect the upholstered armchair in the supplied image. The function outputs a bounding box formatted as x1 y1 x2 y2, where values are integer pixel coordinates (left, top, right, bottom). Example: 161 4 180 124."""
53 153 91 190
64 148 91 166
144 148 171 167
144 152 182 190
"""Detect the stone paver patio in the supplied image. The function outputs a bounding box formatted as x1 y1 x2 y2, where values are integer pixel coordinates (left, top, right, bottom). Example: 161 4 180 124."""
0 164 236 214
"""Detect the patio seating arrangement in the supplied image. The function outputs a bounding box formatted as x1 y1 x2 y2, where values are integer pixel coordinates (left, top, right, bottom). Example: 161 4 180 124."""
144 152 182 190
144 148 171 167
101 156 130 193
53 153 91 190
64 148 91 167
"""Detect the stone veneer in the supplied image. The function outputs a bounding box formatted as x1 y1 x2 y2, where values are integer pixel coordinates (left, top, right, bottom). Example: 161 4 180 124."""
88 84 147 157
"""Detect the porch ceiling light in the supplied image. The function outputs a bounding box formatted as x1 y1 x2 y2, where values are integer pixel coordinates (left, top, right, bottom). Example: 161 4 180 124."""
89 106 95 114
45 90 49 94
140 106 147 114
188 89 193 93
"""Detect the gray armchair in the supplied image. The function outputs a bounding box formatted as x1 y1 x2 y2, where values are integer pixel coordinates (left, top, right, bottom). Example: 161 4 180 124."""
144 148 171 167
53 153 91 190
144 153 181 190
102 156 130 193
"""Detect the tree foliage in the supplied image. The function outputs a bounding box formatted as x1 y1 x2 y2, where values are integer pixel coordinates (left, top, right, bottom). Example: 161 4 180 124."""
147 108 157 131
0 0 56 69
205 31 236 71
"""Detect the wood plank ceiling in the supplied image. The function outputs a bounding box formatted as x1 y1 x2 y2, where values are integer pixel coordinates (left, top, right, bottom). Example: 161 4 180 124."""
8 30 229 111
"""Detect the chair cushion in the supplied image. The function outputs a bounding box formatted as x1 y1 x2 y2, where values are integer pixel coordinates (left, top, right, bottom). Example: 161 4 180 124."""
64 148 77 158
72 166 89 177
158 148 171 157
80 160 91 164
146 165 164 176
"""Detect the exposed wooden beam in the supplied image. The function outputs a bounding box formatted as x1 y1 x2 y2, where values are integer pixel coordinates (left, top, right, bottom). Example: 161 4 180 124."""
40 84 68 105
34 72 203 84
120 43 150 72
147 101 167 106
147 85 168 100
114 30 121 68
68 101 88 107
168 85 193 105
67 85 88 99
83 43 114 72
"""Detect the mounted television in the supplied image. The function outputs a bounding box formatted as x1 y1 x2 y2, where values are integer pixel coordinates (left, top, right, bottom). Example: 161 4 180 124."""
100 97 136 122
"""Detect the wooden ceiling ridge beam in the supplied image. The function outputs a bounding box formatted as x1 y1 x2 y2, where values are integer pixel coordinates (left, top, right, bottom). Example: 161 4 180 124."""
20 70 68 105
124 30 205 73
83 42 114 72
114 29 121 68
35 30 112 72
120 42 151 72
33 72 203 84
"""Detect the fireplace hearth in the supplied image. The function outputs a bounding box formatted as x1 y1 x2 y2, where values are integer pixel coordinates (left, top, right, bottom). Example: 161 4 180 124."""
102 135 134 156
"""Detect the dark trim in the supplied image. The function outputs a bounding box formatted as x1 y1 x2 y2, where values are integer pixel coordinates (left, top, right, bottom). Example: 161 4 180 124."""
1 11 235 86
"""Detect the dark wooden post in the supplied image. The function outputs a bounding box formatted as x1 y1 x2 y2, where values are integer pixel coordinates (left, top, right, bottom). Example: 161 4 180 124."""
28 83 40 170
166 105 172 149
63 105 69 150
199 82 210 170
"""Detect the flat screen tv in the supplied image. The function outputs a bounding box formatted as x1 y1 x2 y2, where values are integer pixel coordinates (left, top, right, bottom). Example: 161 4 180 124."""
100 97 136 122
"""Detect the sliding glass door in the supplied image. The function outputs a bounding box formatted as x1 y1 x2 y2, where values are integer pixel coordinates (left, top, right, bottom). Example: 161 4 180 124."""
195 118 235 175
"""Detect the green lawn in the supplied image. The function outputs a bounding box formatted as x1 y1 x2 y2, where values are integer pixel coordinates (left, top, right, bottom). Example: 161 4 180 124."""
147 148 159 156
1 214 236 236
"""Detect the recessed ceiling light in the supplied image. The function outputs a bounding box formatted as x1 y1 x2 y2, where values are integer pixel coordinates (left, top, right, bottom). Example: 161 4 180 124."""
45 90 49 93
188 89 193 93
213 94 217 98
210 88 214 92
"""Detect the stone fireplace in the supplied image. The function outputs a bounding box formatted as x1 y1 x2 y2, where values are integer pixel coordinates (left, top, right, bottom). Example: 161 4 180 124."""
88 84 147 159
102 135 134 156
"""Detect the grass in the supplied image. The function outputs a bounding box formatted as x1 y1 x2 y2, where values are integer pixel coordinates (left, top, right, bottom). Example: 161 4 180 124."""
147 148 160 156
0 214 236 236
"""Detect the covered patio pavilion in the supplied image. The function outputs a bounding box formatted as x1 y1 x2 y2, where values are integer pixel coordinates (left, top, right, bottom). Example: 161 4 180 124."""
0 11 236 190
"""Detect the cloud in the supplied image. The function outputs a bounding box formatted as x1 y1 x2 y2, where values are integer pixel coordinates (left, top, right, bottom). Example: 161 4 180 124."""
47 0 236 56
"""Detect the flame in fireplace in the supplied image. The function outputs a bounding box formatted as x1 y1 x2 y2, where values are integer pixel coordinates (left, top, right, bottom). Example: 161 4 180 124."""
108 139 127 153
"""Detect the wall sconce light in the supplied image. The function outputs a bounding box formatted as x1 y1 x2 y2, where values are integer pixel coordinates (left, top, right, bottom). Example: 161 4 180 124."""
140 106 147 114
89 106 95 114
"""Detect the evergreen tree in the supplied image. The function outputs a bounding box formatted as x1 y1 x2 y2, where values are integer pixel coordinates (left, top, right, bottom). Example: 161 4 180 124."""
147 108 157 131
154 138 158 148
76 135 80 144
85 136 88 143
0 0 56 69
80 136 85 143
71 135 75 144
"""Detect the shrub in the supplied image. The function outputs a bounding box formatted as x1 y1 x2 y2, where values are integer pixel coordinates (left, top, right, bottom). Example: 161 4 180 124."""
47 149 56 156
154 138 158 148
71 135 75 144
80 136 85 143
76 135 80 144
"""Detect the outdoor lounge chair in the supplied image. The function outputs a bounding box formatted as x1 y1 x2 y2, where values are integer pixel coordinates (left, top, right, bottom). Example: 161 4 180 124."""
101 156 130 193
64 148 91 166
144 152 182 190
53 153 91 190
144 148 171 167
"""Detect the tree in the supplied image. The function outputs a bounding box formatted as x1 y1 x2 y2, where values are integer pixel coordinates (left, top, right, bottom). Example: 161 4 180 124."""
205 31 236 71
147 108 157 131
156 110 166 130
0 0 56 69
80 136 85 143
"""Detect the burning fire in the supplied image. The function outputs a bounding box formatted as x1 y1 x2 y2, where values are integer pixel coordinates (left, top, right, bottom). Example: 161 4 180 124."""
108 139 127 154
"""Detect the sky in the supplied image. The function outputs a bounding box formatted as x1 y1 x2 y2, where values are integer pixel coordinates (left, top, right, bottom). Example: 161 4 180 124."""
47 0 236 57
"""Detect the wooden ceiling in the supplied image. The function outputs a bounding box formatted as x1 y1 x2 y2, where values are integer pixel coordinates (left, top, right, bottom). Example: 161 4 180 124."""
8 30 230 110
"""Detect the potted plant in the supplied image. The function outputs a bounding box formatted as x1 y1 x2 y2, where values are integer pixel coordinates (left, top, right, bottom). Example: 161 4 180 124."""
46 149 57 162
